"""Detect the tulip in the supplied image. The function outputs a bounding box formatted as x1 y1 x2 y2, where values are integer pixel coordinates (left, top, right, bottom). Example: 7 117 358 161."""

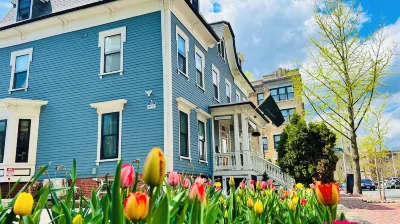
195 176 205 185
267 179 273 186
315 183 340 206
214 182 222 191
168 171 180 187
14 192 34 216
280 195 285 201
190 183 206 202
219 196 226 205
208 180 213 186
315 181 322 186
124 192 149 221
288 196 299 211
290 191 296 198
254 200 263 214
121 164 134 188
300 198 307 206
261 181 267 189
247 198 254 208
239 181 246 189
329 220 359 224
309 183 315 189
238 188 243 196
283 190 289 198
229 176 235 186
183 178 190 189
296 183 304 190
72 214 83 224
250 180 255 185
306 188 313 195
256 181 262 190
143 147 166 187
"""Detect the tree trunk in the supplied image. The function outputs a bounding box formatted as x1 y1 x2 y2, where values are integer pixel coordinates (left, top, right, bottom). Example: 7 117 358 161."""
350 130 362 194
380 160 386 200
374 155 382 200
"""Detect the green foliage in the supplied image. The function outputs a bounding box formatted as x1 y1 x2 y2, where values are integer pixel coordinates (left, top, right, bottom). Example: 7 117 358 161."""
277 113 338 184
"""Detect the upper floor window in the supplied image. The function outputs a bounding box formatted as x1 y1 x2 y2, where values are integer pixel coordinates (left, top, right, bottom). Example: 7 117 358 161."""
10 48 33 93
235 90 241 103
281 108 296 122
17 0 31 21
98 27 126 77
212 65 220 101
271 86 294 102
198 120 206 161
191 0 199 11
262 137 268 151
15 119 31 163
195 46 205 89
257 93 264 105
273 135 281 149
176 27 189 77
218 38 226 61
180 111 189 158
0 120 7 163
225 79 231 103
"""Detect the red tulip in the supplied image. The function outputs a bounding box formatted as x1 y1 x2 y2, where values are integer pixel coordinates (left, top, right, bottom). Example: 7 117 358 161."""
300 198 307 206
261 181 267 189
239 181 246 189
168 171 180 187
267 179 273 186
250 180 255 185
315 183 340 206
123 192 149 221
121 164 134 188
190 183 206 202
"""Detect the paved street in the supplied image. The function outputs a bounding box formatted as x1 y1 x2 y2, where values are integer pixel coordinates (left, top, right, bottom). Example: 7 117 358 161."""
361 189 400 201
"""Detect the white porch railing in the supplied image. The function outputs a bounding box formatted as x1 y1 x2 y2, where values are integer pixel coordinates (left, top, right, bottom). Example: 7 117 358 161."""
213 152 295 188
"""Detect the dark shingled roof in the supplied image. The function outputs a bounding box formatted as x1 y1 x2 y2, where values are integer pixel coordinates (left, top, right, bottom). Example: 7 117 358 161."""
209 22 225 39
1 0 102 27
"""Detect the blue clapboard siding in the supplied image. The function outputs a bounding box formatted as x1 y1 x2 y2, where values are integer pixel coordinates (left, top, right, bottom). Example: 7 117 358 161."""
171 13 247 176
0 12 163 178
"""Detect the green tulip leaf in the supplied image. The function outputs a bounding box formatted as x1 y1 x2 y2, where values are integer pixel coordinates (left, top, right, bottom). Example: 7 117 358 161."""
152 195 170 224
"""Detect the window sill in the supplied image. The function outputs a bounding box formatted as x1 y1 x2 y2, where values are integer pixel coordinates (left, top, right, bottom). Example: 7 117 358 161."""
99 70 123 78
180 156 192 161
275 98 295 103
214 98 220 103
196 85 205 92
199 160 208 165
9 87 28 93
96 158 120 166
178 70 189 79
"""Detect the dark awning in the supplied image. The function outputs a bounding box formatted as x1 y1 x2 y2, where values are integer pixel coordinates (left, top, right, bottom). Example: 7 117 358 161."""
258 94 285 127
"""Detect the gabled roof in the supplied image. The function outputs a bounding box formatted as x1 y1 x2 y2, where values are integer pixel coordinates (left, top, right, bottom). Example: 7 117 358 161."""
209 23 225 39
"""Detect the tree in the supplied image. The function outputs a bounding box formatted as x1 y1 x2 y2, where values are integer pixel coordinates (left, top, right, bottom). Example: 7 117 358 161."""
291 0 396 194
277 113 338 184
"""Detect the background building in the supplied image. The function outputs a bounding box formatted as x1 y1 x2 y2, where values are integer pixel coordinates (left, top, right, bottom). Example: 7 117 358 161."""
250 68 304 162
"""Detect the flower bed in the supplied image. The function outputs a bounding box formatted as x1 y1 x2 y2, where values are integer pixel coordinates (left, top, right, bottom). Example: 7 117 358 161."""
3 148 357 224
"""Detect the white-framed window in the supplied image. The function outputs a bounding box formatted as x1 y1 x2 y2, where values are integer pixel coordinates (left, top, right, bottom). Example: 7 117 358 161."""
257 93 264 105
176 26 189 77
9 48 33 93
242 96 247 102
98 27 126 77
16 0 32 22
90 99 127 165
196 108 211 163
235 90 241 103
176 97 196 161
212 64 220 102
195 46 205 90
225 79 232 103
218 38 226 61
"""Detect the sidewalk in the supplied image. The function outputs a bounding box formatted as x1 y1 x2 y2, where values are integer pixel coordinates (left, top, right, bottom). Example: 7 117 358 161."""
338 194 400 224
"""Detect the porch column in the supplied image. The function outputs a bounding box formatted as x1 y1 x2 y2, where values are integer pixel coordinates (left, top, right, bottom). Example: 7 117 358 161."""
233 114 241 169
241 113 250 169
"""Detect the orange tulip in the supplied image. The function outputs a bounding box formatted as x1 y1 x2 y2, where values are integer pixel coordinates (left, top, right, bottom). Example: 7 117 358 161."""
315 183 340 206
123 192 149 221
190 183 206 202
143 147 166 187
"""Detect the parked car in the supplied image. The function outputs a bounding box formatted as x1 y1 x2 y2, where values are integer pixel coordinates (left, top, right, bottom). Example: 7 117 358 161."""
394 180 400 189
385 180 397 189
361 179 376 190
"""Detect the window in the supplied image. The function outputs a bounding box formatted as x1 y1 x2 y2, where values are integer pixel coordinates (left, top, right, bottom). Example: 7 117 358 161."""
218 38 226 60
101 112 119 160
195 47 205 89
274 135 281 149
180 111 189 158
212 65 220 101
225 80 231 103
0 120 7 163
90 99 126 165
262 137 268 151
198 121 206 161
176 27 189 77
257 93 264 105
191 0 199 11
98 27 126 77
15 119 31 163
281 108 296 122
270 86 294 102
236 90 241 103
9 48 33 92
17 0 31 21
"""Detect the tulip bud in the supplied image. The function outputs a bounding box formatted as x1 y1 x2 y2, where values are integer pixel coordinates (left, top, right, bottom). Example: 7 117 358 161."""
238 188 243 197
224 210 229 219
267 179 273 186
168 171 180 187
300 198 307 206
208 180 213 186
183 178 190 189
288 196 299 211
214 182 222 191
296 183 304 190
236 195 241 203
123 192 149 221
306 188 313 195
239 181 246 189
256 181 262 190
247 198 254 208
121 164 134 188
261 181 267 190
143 147 166 187
254 200 263 214
195 176 205 185
190 183 206 202
309 183 315 189
315 183 340 206
72 214 83 224
14 192 34 216
229 176 235 186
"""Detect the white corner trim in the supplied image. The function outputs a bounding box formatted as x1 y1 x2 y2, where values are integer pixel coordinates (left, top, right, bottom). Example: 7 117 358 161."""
176 97 196 114
176 25 189 78
195 108 211 123
9 48 33 93
194 45 205 90
98 26 127 77
90 99 127 114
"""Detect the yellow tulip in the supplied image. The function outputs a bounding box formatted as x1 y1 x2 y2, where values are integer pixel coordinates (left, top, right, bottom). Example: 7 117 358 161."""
290 191 296 198
306 188 312 195
229 176 235 186
254 200 264 214
288 196 299 211
13 192 33 216
247 198 254 208
256 181 262 190
143 147 166 187
224 210 229 219
123 192 149 221
296 183 304 190
72 214 83 224
238 188 243 197
315 183 340 206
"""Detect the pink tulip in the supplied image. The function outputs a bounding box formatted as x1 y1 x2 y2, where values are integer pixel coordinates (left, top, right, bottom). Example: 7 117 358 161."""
309 183 314 189
195 177 205 185
261 181 267 189
168 171 180 187
121 164 134 188
183 178 190 189
239 181 246 189
189 183 206 202
207 180 213 186
267 179 273 186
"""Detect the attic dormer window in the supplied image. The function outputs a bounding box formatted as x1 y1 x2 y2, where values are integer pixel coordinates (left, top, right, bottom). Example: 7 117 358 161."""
17 0 32 21
218 39 226 61
191 0 199 12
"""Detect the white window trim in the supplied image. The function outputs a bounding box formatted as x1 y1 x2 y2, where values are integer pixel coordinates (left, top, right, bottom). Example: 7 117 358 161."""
9 48 33 93
212 64 220 102
15 0 33 22
90 99 127 165
176 26 189 78
235 90 241 103
98 26 127 78
194 46 205 91
225 78 232 103
196 108 211 164
176 97 196 161
218 38 226 62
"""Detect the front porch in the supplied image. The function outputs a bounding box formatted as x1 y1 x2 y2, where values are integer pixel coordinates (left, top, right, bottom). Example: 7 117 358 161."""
210 102 294 188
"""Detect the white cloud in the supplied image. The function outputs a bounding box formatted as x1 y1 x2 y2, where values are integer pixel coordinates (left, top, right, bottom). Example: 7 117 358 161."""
0 2 12 10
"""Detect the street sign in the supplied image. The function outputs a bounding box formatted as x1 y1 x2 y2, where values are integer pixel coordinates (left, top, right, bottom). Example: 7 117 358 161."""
334 147 343 152
6 168 14 177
